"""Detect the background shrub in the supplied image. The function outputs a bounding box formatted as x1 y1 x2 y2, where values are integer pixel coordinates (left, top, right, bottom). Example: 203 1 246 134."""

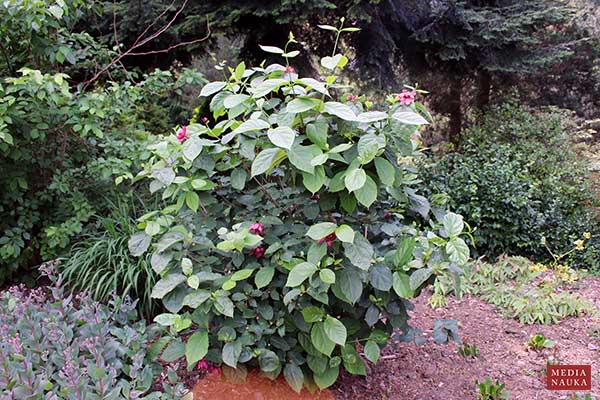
0 0 206 284
420 104 600 271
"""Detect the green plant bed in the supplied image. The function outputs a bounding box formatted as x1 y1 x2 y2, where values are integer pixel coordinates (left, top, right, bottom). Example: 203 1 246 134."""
432 256 595 324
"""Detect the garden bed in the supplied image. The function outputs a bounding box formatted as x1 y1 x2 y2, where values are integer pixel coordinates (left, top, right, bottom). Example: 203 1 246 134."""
333 277 599 400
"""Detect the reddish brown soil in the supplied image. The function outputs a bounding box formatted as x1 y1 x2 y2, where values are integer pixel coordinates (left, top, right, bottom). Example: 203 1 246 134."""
334 277 600 400
190 369 335 400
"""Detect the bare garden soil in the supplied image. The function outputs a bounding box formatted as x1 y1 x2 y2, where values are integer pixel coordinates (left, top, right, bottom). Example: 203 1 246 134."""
333 278 600 400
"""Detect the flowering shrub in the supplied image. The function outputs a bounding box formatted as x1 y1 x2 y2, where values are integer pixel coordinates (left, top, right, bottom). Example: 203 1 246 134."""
129 25 470 391
0 264 185 398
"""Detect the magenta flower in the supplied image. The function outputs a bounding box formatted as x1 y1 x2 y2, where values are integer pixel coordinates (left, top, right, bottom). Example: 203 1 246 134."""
346 93 359 103
249 222 265 236
317 232 337 248
284 65 296 74
396 89 417 106
250 246 265 258
196 360 210 370
196 359 219 373
176 125 188 142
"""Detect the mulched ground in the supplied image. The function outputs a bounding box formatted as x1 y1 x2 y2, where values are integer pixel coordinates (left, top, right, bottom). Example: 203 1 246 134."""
333 276 600 400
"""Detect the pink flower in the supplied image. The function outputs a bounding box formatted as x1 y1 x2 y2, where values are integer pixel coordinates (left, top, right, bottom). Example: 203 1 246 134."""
346 93 359 103
396 89 417 106
197 359 219 374
249 222 264 236
317 232 337 248
201 117 209 124
250 246 265 258
176 125 188 142
196 360 210 370
284 65 296 74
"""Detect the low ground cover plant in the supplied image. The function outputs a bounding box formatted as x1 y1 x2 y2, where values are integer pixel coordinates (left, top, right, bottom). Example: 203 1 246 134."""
0 263 185 398
128 25 469 391
432 256 595 324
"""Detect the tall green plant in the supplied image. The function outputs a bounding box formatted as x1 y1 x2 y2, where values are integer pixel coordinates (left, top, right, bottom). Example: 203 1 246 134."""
129 24 469 391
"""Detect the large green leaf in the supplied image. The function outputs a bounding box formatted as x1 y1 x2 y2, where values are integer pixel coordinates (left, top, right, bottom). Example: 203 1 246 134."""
443 212 465 237
182 136 203 161
200 81 226 97
306 120 328 149
314 365 339 389
223 94 249 109
306 222 337 240
254 267 275 289
394 237 416 268
369 264 393 291
151 273 186 299
302 166 326 194
267 126 296 150
343 233 374 270
341 344 366 375
344 168 366 192
222 341 242 367
128 232 151 257
251 147 286 177
258 349 281 373
374 157 395 186
357 134 384 164
185 331 208 367
152 167 175 186
333 268 363 304
285 262 318 287
286 97 318 114
446 237 470 265
324 316 347 345
214 295 234 317
230 168 247 190
363 341 380 363
392 272 414 298
288 144 320 173
392 111 429 125
354 176 377 207
409 268 433 291
324 101 357 121
310 322 335 356
335 224 355 243
283 364 304 393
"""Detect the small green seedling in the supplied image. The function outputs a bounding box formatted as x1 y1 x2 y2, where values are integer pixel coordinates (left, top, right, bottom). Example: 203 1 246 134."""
570 394 594 400
527 333 555 351
476 378 509 400
458 342 480 359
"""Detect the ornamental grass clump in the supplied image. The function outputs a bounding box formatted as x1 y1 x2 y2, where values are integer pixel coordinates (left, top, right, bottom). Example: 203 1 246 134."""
129 22 470 392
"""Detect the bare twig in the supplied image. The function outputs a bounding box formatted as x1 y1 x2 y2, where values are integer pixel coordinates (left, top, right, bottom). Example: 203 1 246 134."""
252 177 281 208
127 27 211 56
82 1 209 88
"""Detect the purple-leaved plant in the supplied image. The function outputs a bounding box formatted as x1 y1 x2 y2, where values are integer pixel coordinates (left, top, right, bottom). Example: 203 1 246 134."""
0 262 185 399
